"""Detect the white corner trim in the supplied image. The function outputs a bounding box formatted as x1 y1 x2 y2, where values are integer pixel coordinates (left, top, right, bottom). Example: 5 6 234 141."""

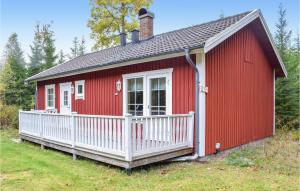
204 9 287 77
196 52 206 157
122 68 173 116
45 84 55 109
75 80 85 100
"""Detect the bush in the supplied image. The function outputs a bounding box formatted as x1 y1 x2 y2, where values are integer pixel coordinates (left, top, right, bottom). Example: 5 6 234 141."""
0 104 19 129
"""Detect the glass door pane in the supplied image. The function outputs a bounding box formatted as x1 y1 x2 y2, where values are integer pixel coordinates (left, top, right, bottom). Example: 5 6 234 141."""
150 77 166 115
127 78 143 116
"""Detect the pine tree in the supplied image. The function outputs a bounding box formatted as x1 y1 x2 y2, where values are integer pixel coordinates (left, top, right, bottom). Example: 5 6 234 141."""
58 50 66 64
28 23 43 77
0 33 31 109
78 36 86 56
41 23 57 70
274 3 300 129
27 24 44 108
70 37 79 59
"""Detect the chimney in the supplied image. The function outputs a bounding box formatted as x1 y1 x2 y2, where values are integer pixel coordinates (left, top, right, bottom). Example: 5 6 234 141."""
120 33 127 46
131 29 139 43
138 8 154 41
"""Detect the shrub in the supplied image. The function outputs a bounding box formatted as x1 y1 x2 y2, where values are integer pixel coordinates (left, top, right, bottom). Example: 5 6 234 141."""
0 104 19 129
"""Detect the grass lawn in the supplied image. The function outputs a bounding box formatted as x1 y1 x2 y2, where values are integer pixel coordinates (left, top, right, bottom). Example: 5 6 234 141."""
0 128 299 191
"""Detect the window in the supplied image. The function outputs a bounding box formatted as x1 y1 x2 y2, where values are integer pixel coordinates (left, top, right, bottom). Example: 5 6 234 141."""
127 78 143 116
45 84 55 109
63 91 68 106
75 80 85 100
123 68 172 116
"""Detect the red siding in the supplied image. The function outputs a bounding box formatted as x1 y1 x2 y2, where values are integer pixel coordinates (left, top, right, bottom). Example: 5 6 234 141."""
205 25 274 155
37 56 195 116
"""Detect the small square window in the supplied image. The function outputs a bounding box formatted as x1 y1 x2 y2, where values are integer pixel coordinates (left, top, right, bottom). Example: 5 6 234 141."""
75 80 85 100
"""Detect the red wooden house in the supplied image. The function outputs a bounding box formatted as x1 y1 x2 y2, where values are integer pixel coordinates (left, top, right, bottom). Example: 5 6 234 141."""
20 9 286 169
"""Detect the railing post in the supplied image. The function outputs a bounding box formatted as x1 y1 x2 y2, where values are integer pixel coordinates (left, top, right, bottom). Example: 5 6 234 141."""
38 111 44 149
188 111 195 147
71 112 77 160
124 113 132 161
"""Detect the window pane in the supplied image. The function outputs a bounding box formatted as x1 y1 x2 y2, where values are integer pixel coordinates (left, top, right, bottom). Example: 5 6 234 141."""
159 78 166 89
151 79 158 90
78 85 83 94
135 105 143 116
128 105 135 115
136 91 143 104
48 88 53 95
128 79 135 91
128 92 135 104
64 91 68 106
151 90 158 106
136 104 143 112
127 78 143 116
160 90 166 106
136 78 143 91
151 106 159 115
159 110 166 115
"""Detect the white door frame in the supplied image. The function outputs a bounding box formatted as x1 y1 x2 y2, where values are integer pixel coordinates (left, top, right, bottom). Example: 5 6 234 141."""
59 82 72 114
145 73 172 116
122 68 173 116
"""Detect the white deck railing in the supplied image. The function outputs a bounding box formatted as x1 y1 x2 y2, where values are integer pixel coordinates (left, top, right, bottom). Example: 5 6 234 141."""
19 111 194 161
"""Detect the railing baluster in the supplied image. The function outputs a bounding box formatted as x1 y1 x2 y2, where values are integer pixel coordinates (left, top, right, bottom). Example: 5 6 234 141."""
113 119 116 150
101 118 105 148
122 119 125 151
104 118 108 148
97 118 100 147
132 119 136 152
145 118 149 149
142 118 145 150
117 119 121 151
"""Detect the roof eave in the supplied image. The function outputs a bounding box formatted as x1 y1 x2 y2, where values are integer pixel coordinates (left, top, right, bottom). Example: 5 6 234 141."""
27 46 204 82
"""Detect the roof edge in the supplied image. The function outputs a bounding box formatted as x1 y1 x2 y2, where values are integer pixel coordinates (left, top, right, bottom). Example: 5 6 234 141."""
27 47 204 82
204 9 287 77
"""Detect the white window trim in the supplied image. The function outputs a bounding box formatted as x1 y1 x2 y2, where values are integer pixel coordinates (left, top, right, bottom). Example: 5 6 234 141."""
122 68 173 116
45 84 55 109
75 80 85 100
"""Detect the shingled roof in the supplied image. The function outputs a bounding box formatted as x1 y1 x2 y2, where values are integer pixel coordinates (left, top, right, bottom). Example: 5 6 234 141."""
28 11 251 81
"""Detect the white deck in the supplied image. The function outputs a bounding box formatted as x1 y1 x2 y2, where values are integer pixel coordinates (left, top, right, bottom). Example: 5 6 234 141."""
19 111 194 169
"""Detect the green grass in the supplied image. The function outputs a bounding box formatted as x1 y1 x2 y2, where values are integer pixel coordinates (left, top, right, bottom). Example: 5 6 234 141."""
0 129 299 191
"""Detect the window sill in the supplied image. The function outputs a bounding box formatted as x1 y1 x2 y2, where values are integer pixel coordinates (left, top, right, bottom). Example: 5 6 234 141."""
75 95 84 100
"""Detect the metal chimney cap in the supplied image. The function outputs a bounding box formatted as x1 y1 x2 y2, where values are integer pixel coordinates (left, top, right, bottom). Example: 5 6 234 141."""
138 8 154 18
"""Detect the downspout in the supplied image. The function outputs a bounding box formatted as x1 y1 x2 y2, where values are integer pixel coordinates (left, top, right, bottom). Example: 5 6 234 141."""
184 48 200 157
169 48 200 161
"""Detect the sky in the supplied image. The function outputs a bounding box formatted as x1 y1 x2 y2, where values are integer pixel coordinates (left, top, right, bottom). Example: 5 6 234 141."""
0 0 299 62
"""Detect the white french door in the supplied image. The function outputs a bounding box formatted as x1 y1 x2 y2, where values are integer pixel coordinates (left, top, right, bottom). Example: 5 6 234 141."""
60 82 72 114
123 68 172 116
146 74 171 116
